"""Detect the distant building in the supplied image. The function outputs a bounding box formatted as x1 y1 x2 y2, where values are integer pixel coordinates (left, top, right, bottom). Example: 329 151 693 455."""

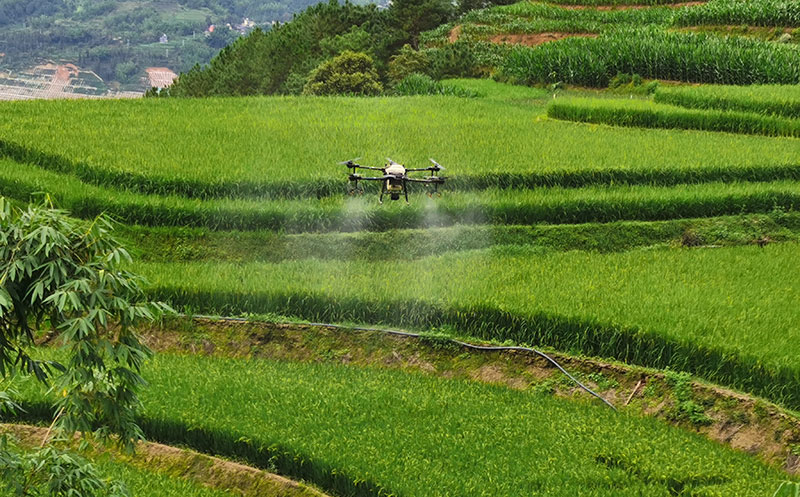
159 34 168 44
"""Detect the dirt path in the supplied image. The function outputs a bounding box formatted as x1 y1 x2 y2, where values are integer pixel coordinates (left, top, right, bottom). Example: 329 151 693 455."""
2 423 330 497
490 31 598 46
140 317 800 475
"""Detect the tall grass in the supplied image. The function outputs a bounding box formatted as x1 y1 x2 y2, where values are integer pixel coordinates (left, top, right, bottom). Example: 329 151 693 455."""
672 0 800 27
14 354 787 497
131 243 800 408
655 84 800 118
548 97 800 137
2 95 800 199
4 160 800 231
501 28 800 86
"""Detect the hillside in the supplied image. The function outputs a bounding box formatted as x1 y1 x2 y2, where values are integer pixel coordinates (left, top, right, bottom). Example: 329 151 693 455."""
0 0 378 96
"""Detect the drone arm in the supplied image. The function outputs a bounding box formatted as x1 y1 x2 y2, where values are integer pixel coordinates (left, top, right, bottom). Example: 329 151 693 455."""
352 165 385 171
406 177 445 184
351 175 391 181
404 167 437 172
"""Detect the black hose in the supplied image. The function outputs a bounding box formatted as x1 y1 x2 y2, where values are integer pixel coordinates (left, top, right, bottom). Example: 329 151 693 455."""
188 314 616 411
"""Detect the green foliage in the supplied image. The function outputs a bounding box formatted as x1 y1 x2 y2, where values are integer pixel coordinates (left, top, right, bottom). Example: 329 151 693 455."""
501 28 800 87
393 73 477 96
0 437 130 497
0 197 170 448
389 0 453 47
168 1 394 97
303 51 383 96
655 84 800 119
664 371 712 426
548 97 800 138
388 44 431 83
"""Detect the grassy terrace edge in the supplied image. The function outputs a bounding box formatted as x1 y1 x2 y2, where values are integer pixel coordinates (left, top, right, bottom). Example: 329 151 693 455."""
141 286 800 411
5 138 800 199
547 97 800 138
4 159 800 231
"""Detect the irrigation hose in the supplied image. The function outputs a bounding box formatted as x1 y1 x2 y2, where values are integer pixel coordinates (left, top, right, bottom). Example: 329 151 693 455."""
188 314 617 411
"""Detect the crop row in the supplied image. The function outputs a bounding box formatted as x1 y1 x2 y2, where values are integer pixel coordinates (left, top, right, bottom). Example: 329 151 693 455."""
548 97 800 137
654 84 800 119
4 160 800 232
501 28 800 87
130 242 800 409
672 0 800 27
2 94 800 199
123 211 800 263
15 353 785 497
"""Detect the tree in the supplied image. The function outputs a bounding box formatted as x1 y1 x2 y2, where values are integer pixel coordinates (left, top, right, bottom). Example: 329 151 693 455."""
0 196 171 494
389 0 452 48
303 50 383 96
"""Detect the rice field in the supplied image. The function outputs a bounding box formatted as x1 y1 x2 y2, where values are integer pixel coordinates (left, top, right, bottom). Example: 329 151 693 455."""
13 353 789 497
655 84 800 118
548 96 800 137
2 49 800 494
1 93 800 198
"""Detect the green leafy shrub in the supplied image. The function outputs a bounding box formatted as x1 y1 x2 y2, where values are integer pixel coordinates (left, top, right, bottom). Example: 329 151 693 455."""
388 44 431 83
303 51 383 96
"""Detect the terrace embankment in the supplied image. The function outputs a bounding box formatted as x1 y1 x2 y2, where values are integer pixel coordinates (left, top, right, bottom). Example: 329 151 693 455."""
140 317 800 474
1 423 331 497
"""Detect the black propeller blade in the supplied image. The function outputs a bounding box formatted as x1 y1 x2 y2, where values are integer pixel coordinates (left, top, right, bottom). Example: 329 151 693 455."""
338 157 362 165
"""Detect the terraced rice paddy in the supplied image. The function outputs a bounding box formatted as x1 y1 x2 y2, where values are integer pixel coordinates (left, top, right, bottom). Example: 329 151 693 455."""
14 353 790 497
2 31 800 493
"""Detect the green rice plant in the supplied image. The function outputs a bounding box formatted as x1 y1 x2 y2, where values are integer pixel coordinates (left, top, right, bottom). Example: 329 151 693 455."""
2 94 800 199
129 243 800 409
672 0 800 27
13 353 789 497
548 97 800 137
4 159 800 231
655 84 800 118
393 74 478 97
501 27 800 87
122 212 800 263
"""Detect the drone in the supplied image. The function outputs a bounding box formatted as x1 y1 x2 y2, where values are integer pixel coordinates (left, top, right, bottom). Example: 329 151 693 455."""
339 158 447 203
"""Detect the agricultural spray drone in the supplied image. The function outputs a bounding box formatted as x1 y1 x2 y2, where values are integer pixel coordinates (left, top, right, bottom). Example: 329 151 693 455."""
339 158 447 204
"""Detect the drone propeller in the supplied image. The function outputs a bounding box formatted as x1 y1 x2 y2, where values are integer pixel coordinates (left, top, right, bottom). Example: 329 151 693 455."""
429 158 445 171
386 157 400 166
338 157 362 165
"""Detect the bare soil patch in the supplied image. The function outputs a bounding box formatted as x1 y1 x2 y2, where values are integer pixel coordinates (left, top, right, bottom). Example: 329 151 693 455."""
449 24 462 43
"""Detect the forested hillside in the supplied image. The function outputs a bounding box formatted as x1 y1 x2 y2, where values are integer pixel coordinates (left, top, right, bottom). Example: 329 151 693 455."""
0 0 379 90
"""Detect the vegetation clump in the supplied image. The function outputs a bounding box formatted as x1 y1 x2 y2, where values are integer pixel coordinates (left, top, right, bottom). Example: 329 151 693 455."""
303 51 383 96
